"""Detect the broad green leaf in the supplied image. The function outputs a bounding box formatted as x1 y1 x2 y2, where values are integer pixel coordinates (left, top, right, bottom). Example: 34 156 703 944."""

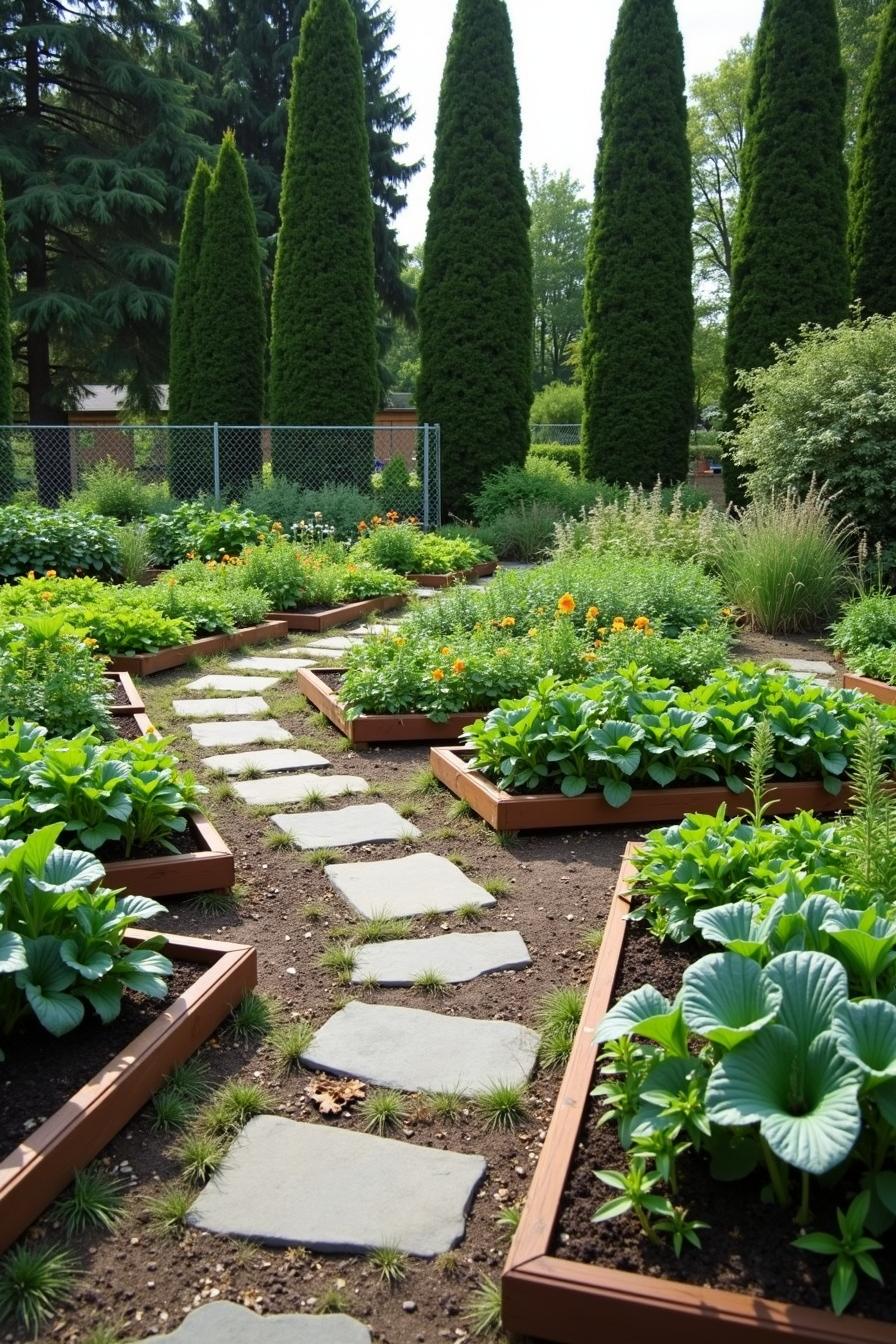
21 824 66 873
832 999 896 1084
681 953 781 1050
560 775 587 798
16 935 77 994
24 984 85 1036
114 894 167 924
764 951 849 1056
595 984 687 1056
80 979 123 1024
706 1025 862 1175
602 778 633 809
0 929 26 972
59 940 114 981
693 902 765 957
34 846 106 893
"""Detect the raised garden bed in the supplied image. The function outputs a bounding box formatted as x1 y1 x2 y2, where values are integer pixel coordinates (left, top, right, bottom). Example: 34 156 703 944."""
296 666 483 745
843 671 896 705
0 930 256 1255
101 809 234 898
502 846 893 1344
103 620 289 676
267 594 407 633
405 561 498 588
430 744 851 832
104 669 144 715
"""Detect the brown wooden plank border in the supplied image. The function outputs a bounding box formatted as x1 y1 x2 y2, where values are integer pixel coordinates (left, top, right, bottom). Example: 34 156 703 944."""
0 931 256 1254
430 744 851 832
843 671 896 705
502 846 895 1343
267 594 407 633
102 810 235 898
104 670 145 715
405 561 497 588
296 666 482 744
104 621 289 676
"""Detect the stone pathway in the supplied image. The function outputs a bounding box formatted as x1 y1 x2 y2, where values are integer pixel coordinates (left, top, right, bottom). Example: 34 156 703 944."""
164 604 539 1279
135 1302 371 1344
187 1116 485 1256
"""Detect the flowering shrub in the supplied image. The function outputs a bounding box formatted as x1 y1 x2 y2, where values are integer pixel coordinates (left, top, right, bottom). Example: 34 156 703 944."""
0 613 113 738
0 505 121 579
239 535 411 611
464 664 896 803
146 501 273 566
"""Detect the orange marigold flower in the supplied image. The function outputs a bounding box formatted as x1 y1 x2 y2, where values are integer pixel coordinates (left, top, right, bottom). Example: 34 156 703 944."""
432 667 445 681
371 515 382 526
556 593 576 615
440 646 453 656
45 569 57 579
586 605 599 621
40 591 52 601
186 550 196 560
452 659 466 674
581 652 597 662
611 617 625 631
357 520 368 532
500 615 516 628
634 616 650 630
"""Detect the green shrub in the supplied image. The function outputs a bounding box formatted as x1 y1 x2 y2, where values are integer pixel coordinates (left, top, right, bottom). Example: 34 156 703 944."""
0 613 113 738
374 456 419 518
70 461 170 523
553 481 729 570
831 592 896 660
589 622 732 689
718 484 853 634
472 458 607 523
239 536 410 612
530 381 583 430
242 477 375 541
0 506 121 580
527 442 583 476
436 526 496 564
353 522 479 575
0 577 195 655
153 570 270 635
146 502 273 567
0 819 172 1043
729 313 896 543
479 502 562 561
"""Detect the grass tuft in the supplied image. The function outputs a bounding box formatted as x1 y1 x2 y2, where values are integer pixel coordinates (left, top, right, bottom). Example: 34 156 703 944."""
455 901 483 922
269 1020 315 1075
406 766 440 796
482 876 510 897
151 1086 192 1133
496 1205 522 1238
177 1132 226 1186
314 1285 349 1315
200 1080 274 1139
227 990 279 1044
0 1244 77 1334
358 1088 407 1135
302 902 327 921
425 1089 465 1122
303 847 341 868
465 1275 503 1335
163 1057 210 1102
263 827 294 849
537 986 586 1070
144 1183 192 1239
414 968 449 995
581 927 604 952
319 943 357 975
189 887 242 917
369 1244 408 1286
448 798 473 820
475 1081 529 1132
55 1165 123 1233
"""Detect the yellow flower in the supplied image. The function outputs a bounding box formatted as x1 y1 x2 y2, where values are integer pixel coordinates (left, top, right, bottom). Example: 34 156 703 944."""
83 637 98 647
440 646 453 656
611 617 625 632
393 636 406 647
45 569 57 579
167 577 177 587
432 667 445 681
528 627 539 638
597 627 607 637
26 570 35 580
722 607 732 618
634 616 650 631
272 521 284 533
452 659 466 674
500 615 516 628
496 647 509 657
581 652 596 662
257 532 266 543
40 591 52 601
586 605 599 622
557 593 576 616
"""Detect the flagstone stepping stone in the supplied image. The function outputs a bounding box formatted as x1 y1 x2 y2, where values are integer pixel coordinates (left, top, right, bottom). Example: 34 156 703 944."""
186 1115 485 1256
185 674 280 693
351 930 530 985
202 747 330 776
295 645 346 660
233 773 369 806
190 721 292 748
414 586 438 598
174 696 269 718
230 656 313 672
273 802 419 849
134 1301 371 1344
780 657 835 676
305 635 355 651
301 1001 540 1093
326 852 495 917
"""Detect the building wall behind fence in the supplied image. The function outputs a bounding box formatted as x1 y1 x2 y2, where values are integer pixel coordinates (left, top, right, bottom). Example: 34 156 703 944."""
5 424 441 527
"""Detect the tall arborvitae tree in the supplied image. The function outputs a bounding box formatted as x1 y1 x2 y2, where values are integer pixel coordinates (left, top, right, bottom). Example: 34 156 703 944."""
722 0 849 501
849 0 896 314
269 0 378 486
417 0 532 517
192 134 266 497
168 159 212 497
0 181 13 502
0 1 206 503
581 0 693 485
191 0 419 321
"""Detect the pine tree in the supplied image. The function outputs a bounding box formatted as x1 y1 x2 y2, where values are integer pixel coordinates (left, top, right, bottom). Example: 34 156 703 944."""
190 0 419 321
722 0 849 501
0 181 13 502
168 159 212 497
581 0 693 485
269 0 378 487
0 0 206 504
192 134 266 497
849 0 896 315
417 0 532 518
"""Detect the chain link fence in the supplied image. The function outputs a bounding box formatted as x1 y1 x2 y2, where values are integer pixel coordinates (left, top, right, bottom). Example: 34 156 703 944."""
2 422 442 527
530 423 582 445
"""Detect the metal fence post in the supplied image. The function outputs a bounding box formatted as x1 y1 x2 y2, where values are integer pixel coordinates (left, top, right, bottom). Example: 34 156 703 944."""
422 423 431 530
212 422 220 505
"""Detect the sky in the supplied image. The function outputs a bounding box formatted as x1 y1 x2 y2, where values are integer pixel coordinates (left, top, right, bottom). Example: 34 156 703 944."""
388 0 765 245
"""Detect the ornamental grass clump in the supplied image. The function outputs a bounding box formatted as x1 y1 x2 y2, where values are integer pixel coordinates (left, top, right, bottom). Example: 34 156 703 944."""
718 483 853 634
553 480 729 570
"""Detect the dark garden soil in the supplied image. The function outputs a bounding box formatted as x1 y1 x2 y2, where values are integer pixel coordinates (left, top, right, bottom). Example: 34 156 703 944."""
113 711 145 741
11 627 859 1344
110 679 130 707
98 825 202 863
1 963 203 1156
554 920 896 1324
732 625 845 685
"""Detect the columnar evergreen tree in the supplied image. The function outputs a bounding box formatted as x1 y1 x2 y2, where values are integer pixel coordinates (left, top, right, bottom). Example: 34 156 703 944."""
581 0 693 486
0 182 13 502
417 0 532 517
192 134 266 497
849 0 896 315
0 1 206 503
269 0 378 487
168 159 212 497
722 0 849 501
